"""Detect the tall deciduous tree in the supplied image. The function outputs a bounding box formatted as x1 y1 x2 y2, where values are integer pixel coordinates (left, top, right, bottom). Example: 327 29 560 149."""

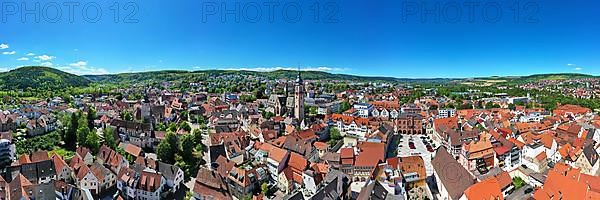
103 127 118 149
65 112 79 150
180 134 195 161
77 126 90 146
87 108 96 130
85 132 100 153
157 132 179 164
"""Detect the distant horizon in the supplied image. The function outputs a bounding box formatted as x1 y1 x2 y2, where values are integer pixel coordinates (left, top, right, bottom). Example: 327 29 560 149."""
5 65 597 80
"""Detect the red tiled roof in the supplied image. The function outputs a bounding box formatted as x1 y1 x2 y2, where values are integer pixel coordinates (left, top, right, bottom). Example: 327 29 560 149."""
534 164 588 200
17 154 31 165
138 171 162 192
386 157 399 169
494 146 511 155
76 164 93 181
340 148 354 165
76 146 91 158
535 151 547 161
464 178 504 200
288 152 307 172
51 153 68 171
493 171 512 189
508 138 525 149
30 150 50 163
297 130 318 141
261 143 288 163
354 142 385 167
340 148 354 159
398 156 426 180
313 142 328 151
124 143 142 157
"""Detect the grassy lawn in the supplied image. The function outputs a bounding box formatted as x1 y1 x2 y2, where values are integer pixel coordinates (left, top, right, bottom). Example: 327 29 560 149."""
49 147 76 160
21 96 41 101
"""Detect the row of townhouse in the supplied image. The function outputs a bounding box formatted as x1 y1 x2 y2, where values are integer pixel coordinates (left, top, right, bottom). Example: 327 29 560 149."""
326 114 372 140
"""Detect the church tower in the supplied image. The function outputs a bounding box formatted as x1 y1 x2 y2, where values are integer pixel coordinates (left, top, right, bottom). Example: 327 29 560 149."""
294 70 305 122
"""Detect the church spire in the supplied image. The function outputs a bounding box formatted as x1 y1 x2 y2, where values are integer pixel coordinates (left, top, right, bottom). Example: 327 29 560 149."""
296 68 302 83
294 67 305 122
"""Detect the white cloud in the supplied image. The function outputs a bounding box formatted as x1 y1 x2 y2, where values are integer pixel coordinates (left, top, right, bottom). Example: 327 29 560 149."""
17 57 29 61
192 66 209 70
219 66 349 72
574 67 583 71
0 68 8 72
40 62 53 67
59 66 109 75
35 55 55 61
2 51 16 55
59 61 109 75
69 61 88 67
567 63 575 66
0 44 8 49
26 53 35 56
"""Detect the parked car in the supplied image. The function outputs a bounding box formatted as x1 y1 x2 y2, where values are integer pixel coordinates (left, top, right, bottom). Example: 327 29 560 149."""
427 146 434 152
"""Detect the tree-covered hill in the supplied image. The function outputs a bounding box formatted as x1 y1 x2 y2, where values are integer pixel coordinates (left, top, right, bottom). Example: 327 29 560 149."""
84 69 455 84
472 73 595 85
1 66 596 91
0 66 91 90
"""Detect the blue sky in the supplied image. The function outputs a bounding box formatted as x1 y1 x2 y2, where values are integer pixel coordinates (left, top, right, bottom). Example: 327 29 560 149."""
0 0 598 78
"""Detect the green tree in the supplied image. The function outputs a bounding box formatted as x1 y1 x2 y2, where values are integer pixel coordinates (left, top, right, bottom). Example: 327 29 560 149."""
184 191 193 200
513 177 525 189
195 116 206 124
157 132 179 164
168 122 178 132
261 182 269 195
338 101 352 113
65 112 79 150
179 122 192 132
262 111 274 119
103 127 118 149
122 111 133 121
309 106 318 116
155 122 167 131
199 123 207 130
180 134 195 161
240 94 257 103
429 105 439 110
328 127 342 146
85 132 100 153
192 129 203 144
330 127 342 140
180 111 189 121
77 126 90 146
87 108 96 130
